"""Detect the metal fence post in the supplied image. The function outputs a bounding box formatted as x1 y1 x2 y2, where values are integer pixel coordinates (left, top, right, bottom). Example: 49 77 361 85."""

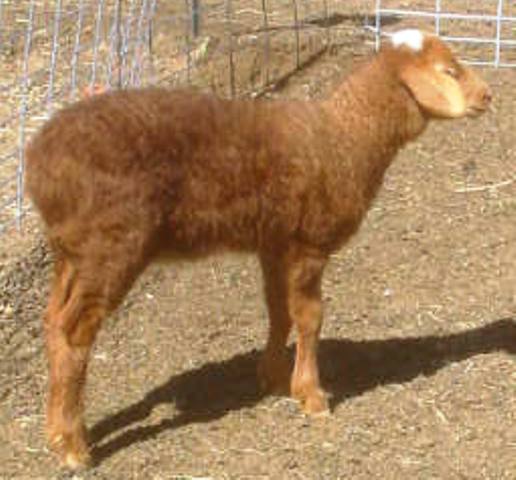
261 0 270 87
47 0 63 115
224 0 236 98
0 0 4 48
16 0 36 229
107 0 123 88
90 0 106 91
70 0 85 99
435 0 441 35
121 0 136 87
130 0 150 86
495 0 504 67
375 0 381 51
292 0 300 69
184 0 193 84
192 0 200 38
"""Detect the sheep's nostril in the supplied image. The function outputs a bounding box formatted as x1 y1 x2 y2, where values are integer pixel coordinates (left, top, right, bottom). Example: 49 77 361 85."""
483 88 493 104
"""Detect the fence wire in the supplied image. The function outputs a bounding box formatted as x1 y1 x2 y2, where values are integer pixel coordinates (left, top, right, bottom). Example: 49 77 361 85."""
368 0 516 67
1 0 359 235
1 0 513 236
0 0 158 234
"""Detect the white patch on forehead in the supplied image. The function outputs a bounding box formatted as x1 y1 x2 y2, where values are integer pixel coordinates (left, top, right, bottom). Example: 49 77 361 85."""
390 29 424 51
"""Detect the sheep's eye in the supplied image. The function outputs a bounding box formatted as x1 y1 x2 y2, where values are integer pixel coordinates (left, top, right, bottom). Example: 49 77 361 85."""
445 67 459 79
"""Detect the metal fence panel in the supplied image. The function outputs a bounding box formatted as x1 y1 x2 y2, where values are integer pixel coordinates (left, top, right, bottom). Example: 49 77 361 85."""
6 1 511 235
0 0 156 234
1 0 348 235
368 0 516 68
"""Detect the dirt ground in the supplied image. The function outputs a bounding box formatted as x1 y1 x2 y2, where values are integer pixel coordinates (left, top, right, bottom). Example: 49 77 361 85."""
1 6 516 480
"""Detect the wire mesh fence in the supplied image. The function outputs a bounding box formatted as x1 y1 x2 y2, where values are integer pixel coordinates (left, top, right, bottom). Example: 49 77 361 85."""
1 0 514 236
367 0 516 67
0 0 157 234
1 0 366 236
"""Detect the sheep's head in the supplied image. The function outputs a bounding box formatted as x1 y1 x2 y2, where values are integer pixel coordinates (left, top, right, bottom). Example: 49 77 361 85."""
387 29 492 119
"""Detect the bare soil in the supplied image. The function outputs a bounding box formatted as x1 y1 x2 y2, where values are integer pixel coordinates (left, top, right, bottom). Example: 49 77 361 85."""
1 5 515 480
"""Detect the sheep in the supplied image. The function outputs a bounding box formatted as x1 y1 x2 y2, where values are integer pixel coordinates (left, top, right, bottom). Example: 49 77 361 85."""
25 29 491 469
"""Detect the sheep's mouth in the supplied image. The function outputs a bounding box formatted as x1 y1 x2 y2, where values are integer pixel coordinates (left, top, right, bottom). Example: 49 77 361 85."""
466 105 488 117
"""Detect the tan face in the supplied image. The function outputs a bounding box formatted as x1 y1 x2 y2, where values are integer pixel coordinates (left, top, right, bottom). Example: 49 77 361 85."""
391 31 492 119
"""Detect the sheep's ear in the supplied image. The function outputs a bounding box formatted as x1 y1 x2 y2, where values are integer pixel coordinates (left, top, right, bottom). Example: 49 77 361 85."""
399 64 466 118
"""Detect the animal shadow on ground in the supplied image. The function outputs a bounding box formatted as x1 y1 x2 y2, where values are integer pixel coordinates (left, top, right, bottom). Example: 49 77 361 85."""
90 318 515 464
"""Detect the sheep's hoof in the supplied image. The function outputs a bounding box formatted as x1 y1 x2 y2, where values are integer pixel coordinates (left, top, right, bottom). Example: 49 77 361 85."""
49 432 92 470
297 388 330 416
63 450 92 470
257 353 292 396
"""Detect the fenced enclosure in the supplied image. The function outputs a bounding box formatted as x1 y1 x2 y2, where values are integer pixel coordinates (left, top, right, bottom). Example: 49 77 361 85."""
0 0 363 236
1 4 515 477
369 0 516 67
0 0 157 234
0 0 515 236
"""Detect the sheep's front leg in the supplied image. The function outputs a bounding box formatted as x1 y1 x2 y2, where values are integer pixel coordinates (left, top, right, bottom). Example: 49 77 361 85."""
258 250 293 395
287 248 329 415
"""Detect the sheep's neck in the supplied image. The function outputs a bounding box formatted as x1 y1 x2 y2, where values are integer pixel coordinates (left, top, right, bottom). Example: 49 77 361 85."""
329 58 428 143
322 59 428 202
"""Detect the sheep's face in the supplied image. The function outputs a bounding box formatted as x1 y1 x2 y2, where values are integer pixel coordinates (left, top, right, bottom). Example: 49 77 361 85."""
390 30 492 119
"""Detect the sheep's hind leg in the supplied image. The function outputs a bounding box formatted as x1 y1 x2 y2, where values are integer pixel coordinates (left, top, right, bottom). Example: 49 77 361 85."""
44 232 152 469
44 258 104 469
257 250 293 395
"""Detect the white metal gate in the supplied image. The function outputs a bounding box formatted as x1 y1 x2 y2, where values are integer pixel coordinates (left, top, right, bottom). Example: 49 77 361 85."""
368 0 516 67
